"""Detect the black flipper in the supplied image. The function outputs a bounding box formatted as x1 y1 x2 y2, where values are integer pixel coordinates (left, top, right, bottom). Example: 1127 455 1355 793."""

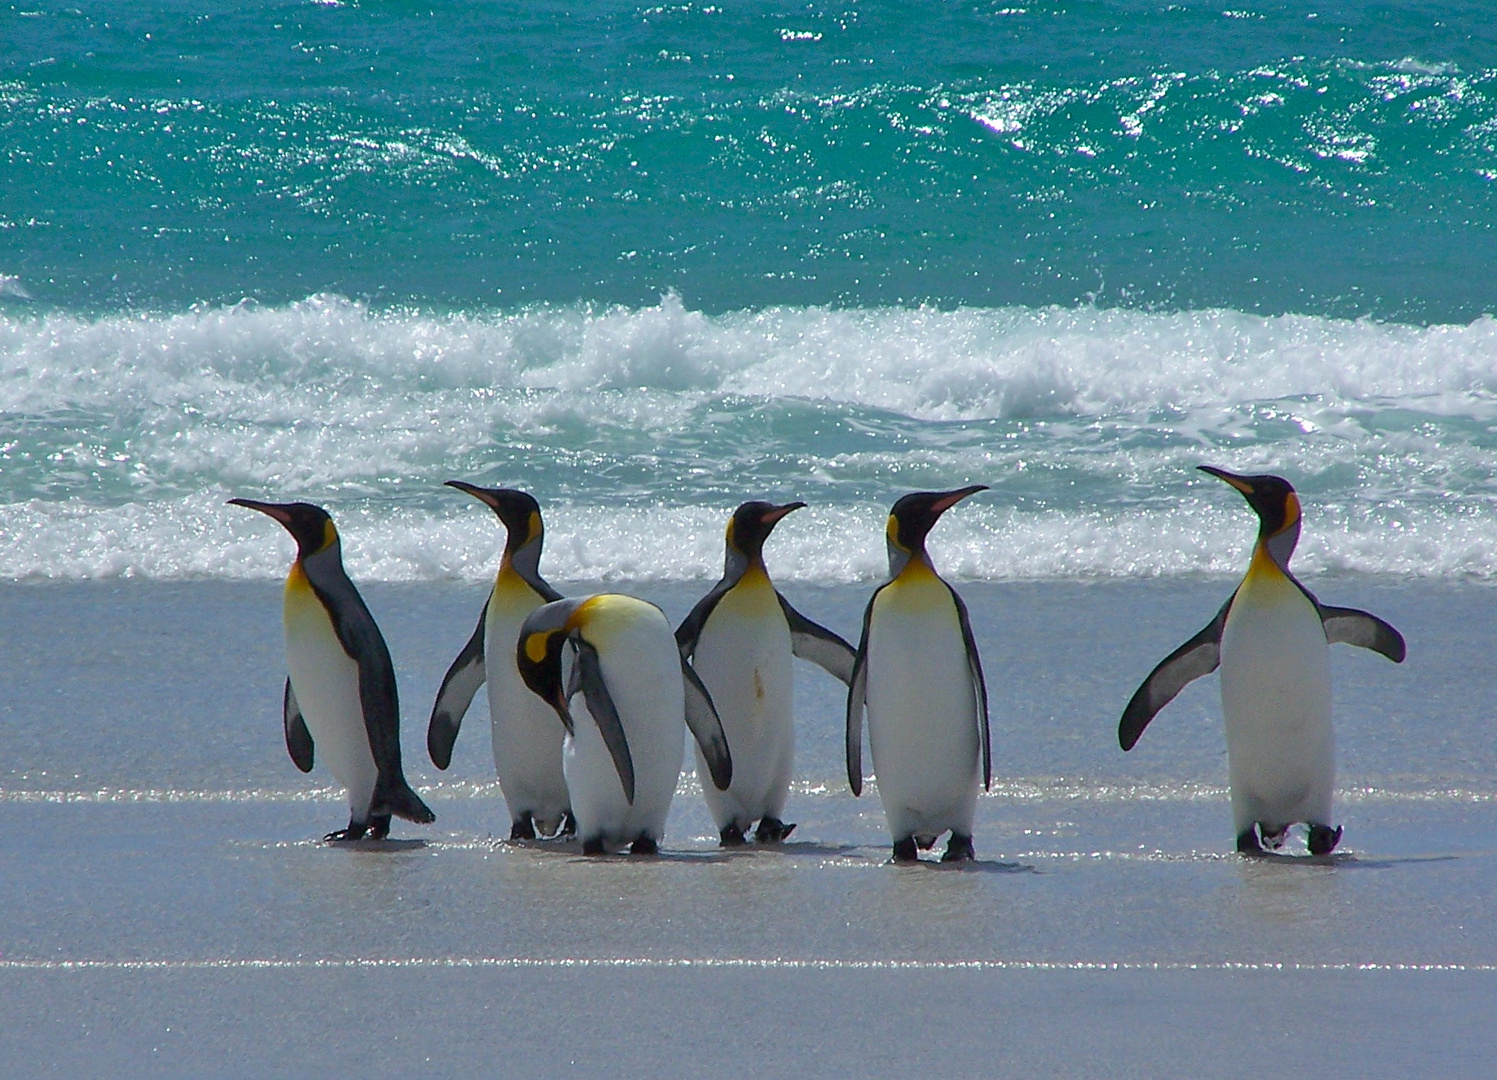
1119 597 1233 752
675 578 735 658
427 599 488 769
844 586 881 797
1319 604 1406 663
283 678 314 773
778 593 857 685
682 657 733 791
574 639 636 805
946 583 992 791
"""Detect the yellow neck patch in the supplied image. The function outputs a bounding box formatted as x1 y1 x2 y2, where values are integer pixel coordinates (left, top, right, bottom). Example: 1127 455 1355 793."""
319 518 339 553
1244 538 1287 587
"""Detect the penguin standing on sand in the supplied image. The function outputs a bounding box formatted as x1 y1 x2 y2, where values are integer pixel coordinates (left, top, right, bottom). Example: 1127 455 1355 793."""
847 487 991 863
517 594 732 855
427 482 572 840
230 499 435 841
1119 467 1405 855
677 501 856 846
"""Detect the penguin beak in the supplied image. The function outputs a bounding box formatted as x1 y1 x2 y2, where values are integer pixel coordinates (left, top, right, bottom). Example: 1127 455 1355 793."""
930 485 988 515
228 498 294 526
1197 466 1256 496
445 479 498 510
762 501 806 526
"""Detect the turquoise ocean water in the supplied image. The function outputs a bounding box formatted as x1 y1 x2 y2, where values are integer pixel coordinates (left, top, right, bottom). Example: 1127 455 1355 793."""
2 1 1496 582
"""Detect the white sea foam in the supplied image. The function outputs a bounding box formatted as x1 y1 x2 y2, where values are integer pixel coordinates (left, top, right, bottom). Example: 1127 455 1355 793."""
3 295 1497 581
4 292 1497 423
2 487 1496 582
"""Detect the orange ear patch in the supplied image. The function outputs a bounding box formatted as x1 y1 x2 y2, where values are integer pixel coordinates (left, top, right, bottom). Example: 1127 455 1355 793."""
1277 492 1301 534
524 631 551 663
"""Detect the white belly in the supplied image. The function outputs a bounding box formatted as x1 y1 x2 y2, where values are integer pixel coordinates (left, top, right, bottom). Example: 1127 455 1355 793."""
485 584 570 833
691 580 795 832
865 572 980 843
564 604 685 848
1220 571 1334 832
284 579 379 823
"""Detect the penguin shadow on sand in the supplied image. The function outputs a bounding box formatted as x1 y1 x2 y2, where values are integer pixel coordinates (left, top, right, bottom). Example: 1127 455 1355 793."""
1235 848 1458 871
887 853 1037 874
321 837 428 854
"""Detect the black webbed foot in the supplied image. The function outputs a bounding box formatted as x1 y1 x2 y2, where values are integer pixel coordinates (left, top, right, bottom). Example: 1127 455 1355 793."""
891 836 920 863
719 823 747 848
1308 824 1343 856
1236 825 1265 855
509 814 537 841
367 815 392 841
630 834 659 856
559 810 577 837
324 820 369 843
754 817 796 843
941 833 975 862
582 837 607 856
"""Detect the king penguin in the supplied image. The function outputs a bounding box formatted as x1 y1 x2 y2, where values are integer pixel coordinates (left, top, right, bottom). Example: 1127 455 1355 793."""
427 482 572 840
676 501 856 846
517 594 733 855
846 486 991 863
1118 467 1406 855
230 499 435 841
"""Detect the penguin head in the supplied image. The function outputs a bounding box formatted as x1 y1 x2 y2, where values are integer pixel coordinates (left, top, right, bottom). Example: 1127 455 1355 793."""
229 499 338 561
1198 466 1301 567
516 596 589 731
885 485 987 575
446 481 543 553
725 500 805 570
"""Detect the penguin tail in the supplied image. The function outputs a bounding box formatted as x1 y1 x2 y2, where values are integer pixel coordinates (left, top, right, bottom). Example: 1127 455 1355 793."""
375 775 436 825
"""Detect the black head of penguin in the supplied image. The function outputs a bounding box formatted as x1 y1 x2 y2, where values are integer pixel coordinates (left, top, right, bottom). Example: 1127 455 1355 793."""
1198 466 1301 566
229 499 337 560
726 501 806 564
886 485 988 556
515 598 587 731
446 481 542 553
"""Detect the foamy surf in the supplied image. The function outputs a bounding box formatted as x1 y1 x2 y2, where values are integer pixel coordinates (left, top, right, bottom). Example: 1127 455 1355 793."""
3 294 1497 582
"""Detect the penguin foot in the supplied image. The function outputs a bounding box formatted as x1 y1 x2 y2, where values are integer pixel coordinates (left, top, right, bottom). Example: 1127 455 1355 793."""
630 834 659 857
891 836 920 863
719 823 748 848
324 821 369 843
941 833 975 863
582 838 607 856
367 815 392 841
1308 824 1343 856
559 810 577 837
509 815 537 842
754 818 796 843
1259 825 1289 851
1235 826 1265 855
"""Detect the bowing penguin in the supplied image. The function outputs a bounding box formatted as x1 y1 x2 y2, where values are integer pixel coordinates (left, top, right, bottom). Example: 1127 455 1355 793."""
517 594 732 855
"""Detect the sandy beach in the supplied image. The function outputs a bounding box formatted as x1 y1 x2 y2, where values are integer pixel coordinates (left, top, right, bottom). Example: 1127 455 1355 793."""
1 578 1492 1076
